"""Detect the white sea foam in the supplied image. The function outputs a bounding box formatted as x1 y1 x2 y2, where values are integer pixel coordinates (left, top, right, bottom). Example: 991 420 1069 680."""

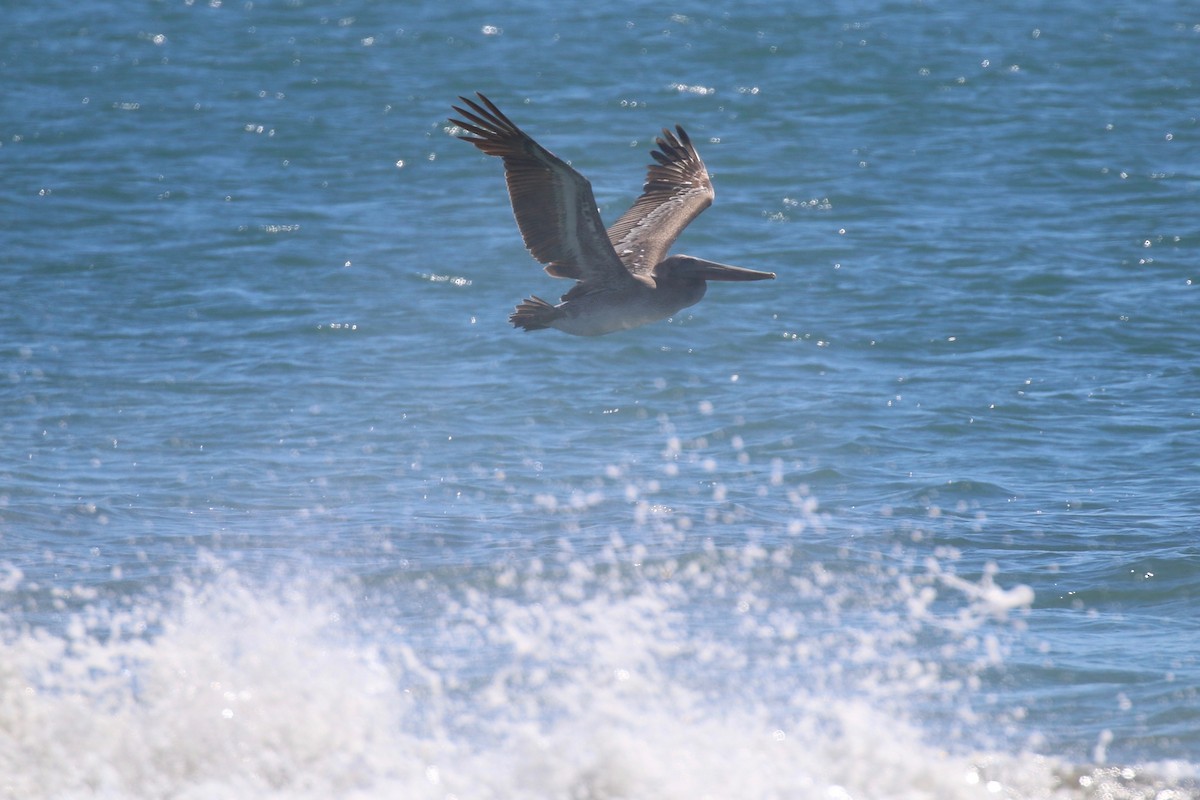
0 553 1193 800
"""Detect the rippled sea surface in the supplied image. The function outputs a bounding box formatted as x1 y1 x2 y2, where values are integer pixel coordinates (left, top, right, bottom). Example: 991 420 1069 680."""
2 1 1198 797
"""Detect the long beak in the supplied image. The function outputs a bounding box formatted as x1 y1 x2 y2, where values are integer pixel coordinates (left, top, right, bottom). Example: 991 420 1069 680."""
673 256 776 282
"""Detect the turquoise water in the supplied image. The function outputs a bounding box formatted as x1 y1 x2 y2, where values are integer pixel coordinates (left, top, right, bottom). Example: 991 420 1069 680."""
2 1 1198 797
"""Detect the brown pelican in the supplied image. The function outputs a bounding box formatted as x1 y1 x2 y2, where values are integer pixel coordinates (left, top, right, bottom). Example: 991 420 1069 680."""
450 93 775 336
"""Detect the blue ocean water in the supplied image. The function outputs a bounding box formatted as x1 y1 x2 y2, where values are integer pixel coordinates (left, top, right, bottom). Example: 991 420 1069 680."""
2 0 1198 796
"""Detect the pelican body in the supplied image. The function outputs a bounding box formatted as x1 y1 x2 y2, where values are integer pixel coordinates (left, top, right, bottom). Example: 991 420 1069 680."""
450 93 775 336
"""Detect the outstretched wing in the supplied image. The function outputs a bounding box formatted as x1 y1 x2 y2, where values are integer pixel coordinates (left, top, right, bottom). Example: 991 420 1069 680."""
451 93 635 289
606 126 715 276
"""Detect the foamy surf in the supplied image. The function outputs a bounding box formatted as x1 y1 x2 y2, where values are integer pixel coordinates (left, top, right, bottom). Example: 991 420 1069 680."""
0 546 1193 800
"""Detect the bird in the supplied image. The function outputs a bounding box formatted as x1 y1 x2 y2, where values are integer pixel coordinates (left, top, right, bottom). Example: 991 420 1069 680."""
449 93 775 336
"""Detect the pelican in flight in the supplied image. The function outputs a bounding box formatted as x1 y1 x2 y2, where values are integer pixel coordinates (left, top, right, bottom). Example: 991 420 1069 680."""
450 93 775 336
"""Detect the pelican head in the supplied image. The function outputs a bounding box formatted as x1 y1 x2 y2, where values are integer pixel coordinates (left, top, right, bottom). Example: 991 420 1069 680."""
632 255 777 321
655 255 777 286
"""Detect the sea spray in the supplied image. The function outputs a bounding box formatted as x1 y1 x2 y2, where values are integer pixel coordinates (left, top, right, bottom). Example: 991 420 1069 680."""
7 541 1187 799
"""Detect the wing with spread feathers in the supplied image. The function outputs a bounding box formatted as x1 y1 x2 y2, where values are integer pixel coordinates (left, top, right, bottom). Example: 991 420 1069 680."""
451 93 635 291
605 126 715 275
